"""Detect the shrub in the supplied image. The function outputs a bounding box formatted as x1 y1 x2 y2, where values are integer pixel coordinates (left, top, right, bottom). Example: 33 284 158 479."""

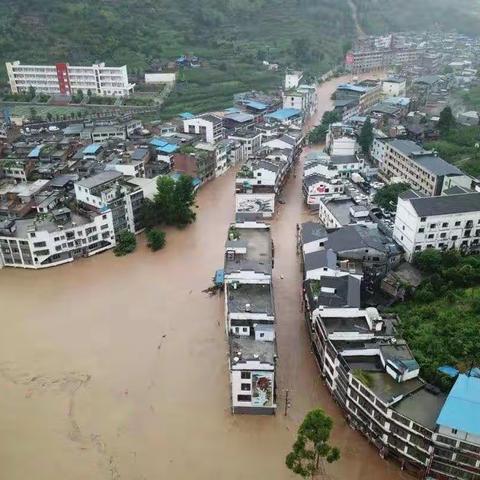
114 231 137 256
147 228 166 251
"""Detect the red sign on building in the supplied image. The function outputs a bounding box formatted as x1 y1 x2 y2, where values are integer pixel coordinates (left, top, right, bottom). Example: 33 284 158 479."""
55 63 71 95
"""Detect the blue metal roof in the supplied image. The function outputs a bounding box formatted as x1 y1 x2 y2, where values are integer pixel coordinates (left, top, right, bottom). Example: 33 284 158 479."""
179 112 195 120
83 143 102 155
265 108 301 121
438 365 459 378
245 100 268 110
225 107 241 113
28 145 44 158
437 374 480 435
150 138 168 147
156 144 178 154
337 83 370 93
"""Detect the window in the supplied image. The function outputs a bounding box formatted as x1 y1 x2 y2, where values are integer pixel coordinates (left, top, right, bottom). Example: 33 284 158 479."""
259 333 264 338
241 372 251 379
455 221 461 227
241 383 250 391
440 233 446 238
452 236 458 241
242 327 248 333
442 222 448 228
418 228 425 233
237 394 251 402
452 428 458 435
430 224 436 229
428 234 434 239
33 241 46 248
420 217 426 222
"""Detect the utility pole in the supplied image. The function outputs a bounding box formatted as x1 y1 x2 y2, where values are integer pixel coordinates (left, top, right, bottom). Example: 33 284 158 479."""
284 389 291 416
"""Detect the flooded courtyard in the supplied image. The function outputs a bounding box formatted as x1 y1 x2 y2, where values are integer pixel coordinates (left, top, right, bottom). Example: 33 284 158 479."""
0 74 410 480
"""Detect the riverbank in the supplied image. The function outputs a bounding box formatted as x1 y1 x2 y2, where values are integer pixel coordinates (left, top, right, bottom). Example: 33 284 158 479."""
0 73 408 480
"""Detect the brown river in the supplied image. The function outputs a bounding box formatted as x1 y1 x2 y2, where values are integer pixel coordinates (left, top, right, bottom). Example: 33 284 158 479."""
0 73 410 480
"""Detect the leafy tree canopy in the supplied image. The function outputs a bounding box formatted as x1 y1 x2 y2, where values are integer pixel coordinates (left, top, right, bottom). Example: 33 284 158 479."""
114 230 137 256
373 182 410 211
286 409 340 479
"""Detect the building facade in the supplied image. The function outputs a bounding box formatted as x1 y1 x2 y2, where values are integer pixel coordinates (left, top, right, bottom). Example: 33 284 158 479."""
377 139 472 196
393 190 480 261
0 209 115 269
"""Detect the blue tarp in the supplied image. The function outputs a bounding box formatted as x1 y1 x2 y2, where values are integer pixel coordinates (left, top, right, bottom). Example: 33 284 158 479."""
437 374 480 436
28 145 43 158
438 365 459 378
179 112 195 120
214 269 224 286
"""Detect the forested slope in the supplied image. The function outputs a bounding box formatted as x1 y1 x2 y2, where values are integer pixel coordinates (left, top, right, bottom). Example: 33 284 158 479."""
1 0 479 111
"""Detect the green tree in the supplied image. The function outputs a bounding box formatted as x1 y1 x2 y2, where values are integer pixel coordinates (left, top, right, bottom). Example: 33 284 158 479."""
28 85 36 100
358 117 373 155
154 175 177 225
286 409 340 479
46 112 53 122
147 228 166 251
308 110 341 144
173 174 197 225
438 106 455 136
373 182 410 211
146 174 197 227
413 249 443 274
114 230 137 256
29 107 37 120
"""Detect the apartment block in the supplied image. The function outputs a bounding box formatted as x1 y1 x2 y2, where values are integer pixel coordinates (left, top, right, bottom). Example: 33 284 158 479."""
183 114 224 144
224 222 277 415
74 171 144 237
306 304 480 479
377 139 472 196
0 208 115 269
6 61 134 97
393 189 480 261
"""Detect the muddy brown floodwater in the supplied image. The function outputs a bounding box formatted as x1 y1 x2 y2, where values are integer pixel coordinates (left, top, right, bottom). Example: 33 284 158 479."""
0 73 410 480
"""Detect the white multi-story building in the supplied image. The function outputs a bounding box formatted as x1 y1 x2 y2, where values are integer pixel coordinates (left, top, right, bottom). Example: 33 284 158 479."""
377 139 473 196
284 70 303 89
6 61 134 97
183 114 224 144
282 85 316 116
393 190 480 261
229 335 276 415
0 209 115 269
74 171 144 237
382 77 406 97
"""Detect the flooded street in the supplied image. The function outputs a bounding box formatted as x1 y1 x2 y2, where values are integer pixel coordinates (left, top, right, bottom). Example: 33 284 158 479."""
0 74 409 480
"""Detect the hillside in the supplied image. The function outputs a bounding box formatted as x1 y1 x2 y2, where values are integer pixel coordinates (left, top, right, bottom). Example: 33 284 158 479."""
353 0 480 36
1 0 480 115
0 0 354 81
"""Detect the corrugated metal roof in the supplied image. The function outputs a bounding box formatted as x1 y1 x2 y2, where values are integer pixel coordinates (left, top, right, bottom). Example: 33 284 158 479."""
265 108 301 121
437 374 480 435
83 143 102 155
245 100 268 110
